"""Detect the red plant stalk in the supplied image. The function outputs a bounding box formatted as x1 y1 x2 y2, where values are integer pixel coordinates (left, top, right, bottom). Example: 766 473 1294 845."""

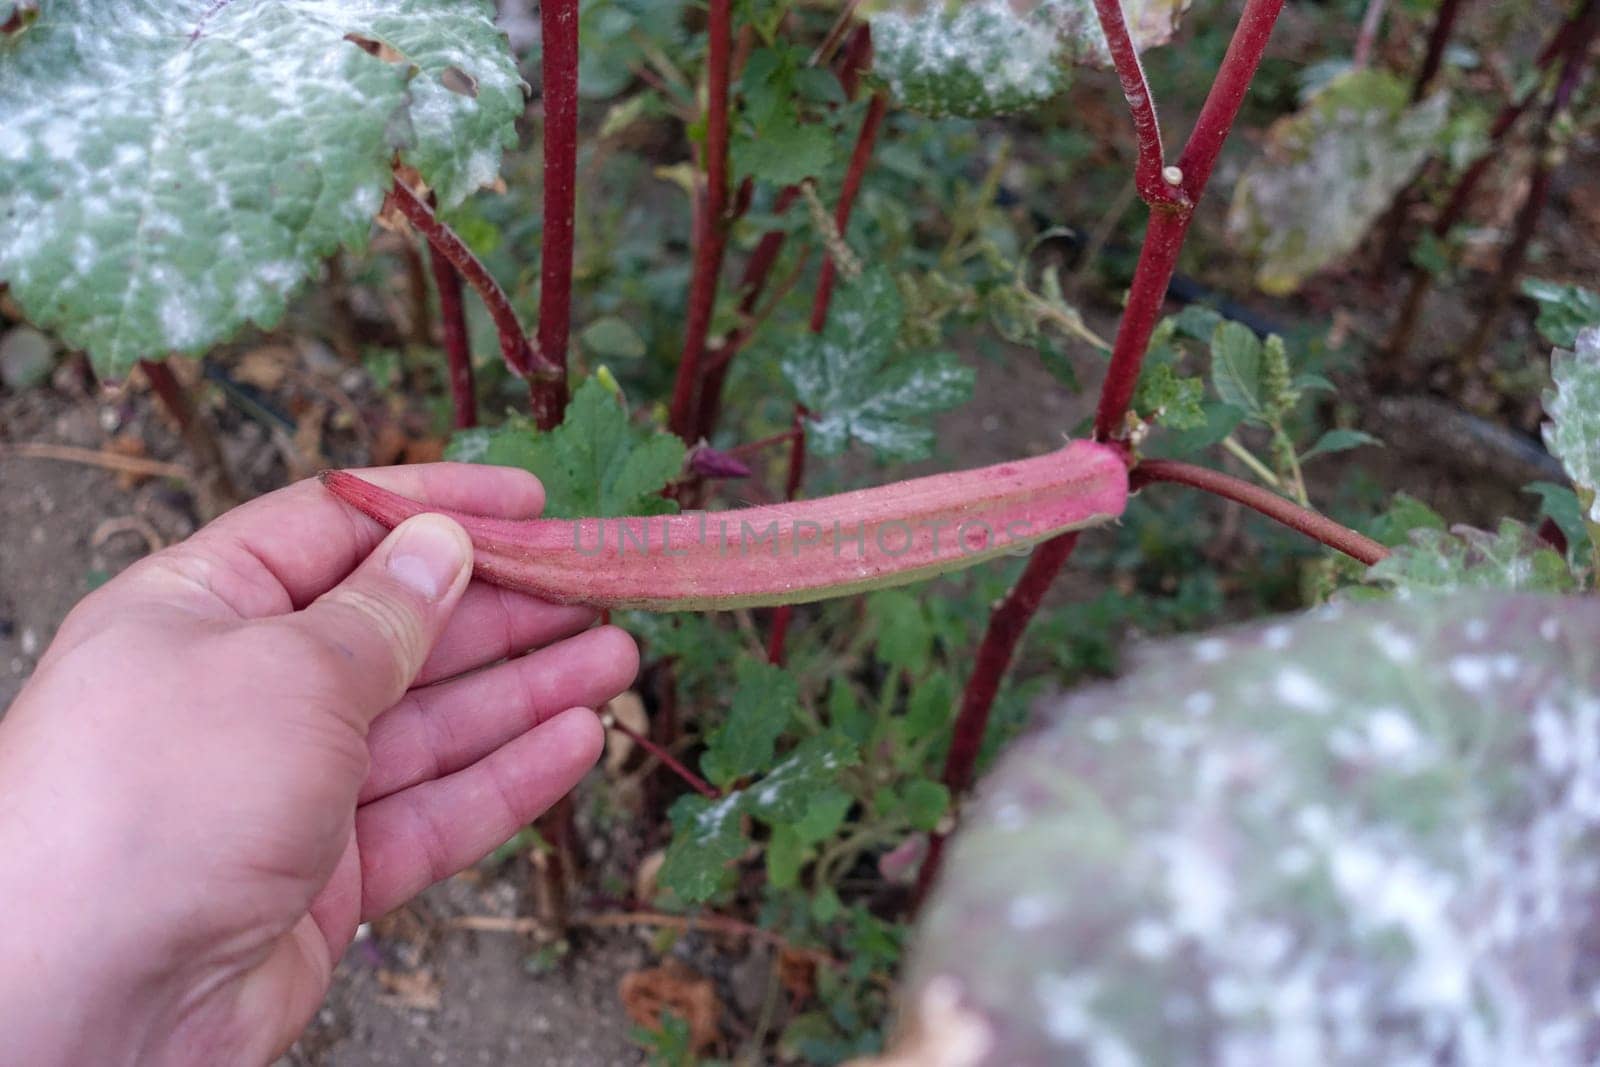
606 713 720 799
667 0 734 440
388 182 556 385
139 357 239 506
1091 0 1180 207
1132 460 1390 564
692 185 802 442
1093 0 1285 442
1412 0 1464 101
921 0 1287 897
534 0 579 430
426 238 477 429
1353 0 1390 70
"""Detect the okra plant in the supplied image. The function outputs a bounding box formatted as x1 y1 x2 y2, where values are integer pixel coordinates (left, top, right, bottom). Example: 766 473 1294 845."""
4 0 1600 1062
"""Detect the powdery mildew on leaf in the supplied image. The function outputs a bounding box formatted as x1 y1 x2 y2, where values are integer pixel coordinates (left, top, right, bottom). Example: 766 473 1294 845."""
1367 519 1576 596
868 0 1190 118
897 593 1600 1066
1544 328 1600 520
0 1 523 375
781 268 973 459
1227 70 1449 296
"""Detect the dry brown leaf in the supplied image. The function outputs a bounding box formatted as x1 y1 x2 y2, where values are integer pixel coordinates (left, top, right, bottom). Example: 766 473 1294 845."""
633 849 666 904
619 961 721 1054
402 437 446 464
777 945 817 1002
603 691 649 774
233 345 295 391
376 968 442 1012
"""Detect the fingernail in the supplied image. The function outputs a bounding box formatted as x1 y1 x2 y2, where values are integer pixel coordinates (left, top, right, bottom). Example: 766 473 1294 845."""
386 514 470 600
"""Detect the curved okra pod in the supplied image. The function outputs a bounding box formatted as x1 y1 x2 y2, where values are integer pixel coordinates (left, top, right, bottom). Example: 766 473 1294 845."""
321 441 1129 611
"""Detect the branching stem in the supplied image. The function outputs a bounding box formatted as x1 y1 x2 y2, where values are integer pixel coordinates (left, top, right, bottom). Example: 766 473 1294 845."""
1132 459 1389 565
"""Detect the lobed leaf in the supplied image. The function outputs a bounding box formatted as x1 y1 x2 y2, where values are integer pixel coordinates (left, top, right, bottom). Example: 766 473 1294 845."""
0 0 523 375
896 593 1600 1065
1227 70 1449 296
445 377 686 518
781 268 974 460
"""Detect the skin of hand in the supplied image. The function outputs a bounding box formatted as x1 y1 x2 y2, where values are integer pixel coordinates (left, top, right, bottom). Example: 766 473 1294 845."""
0 463 639 1066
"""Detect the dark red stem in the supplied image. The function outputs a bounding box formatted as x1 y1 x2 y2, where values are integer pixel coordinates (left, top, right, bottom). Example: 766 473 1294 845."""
426 237 477 429
1093 0 1285 441
668 0 733 440
139 358 240 506
534 0 579 429
606 714 720 799
388 183 556 384
1132 460 1390 564
808 92 887 333
1412 0 1464 101
1091 0 1180 206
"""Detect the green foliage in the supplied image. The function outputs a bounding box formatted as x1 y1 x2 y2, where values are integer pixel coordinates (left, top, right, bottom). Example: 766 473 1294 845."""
446 377 686 518
1228 69 1451 295
700 660 799 789
781 268 974 460
577 0 688 100
732 45 841 185
1524 279 1600 348
0 0 522 375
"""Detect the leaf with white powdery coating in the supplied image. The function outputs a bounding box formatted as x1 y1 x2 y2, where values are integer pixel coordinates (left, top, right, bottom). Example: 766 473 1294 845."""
1366 519 1575 595
1544 327 1600 521
0 1 523 375
1227 70 1449 295
1524 280 1600 349
868 0 1189 118
896 593 1600 1066
781 268 973 460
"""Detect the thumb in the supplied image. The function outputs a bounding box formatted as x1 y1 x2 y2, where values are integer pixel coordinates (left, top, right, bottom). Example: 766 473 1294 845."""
279 512 474 723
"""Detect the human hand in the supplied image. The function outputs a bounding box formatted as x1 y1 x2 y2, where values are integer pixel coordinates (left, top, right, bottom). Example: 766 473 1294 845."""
0 464 638 1066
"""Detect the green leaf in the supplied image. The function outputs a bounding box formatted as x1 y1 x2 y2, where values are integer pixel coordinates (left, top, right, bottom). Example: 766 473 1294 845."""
905 592 1600 1064
1208 321 1266 422
744 734 859 827
1227 70 1450 295
765 825 806 890
1134 364 1206 430
902 669 955 744
898 779 949 832
869 590 933 674
1525 481 1591 562
578 0 688 100
580 316 647 359
1366 491 1447 547
1523 279 1600 349
1542 327 1600 520
0 0 523 375
793 787 855 845
781 269 973 460
1300 428 1381 463
700 660 799 789
658 792 748 904
868 0 1190 118
733 119 835 186
1366 519 1576 595
447 377 686 518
